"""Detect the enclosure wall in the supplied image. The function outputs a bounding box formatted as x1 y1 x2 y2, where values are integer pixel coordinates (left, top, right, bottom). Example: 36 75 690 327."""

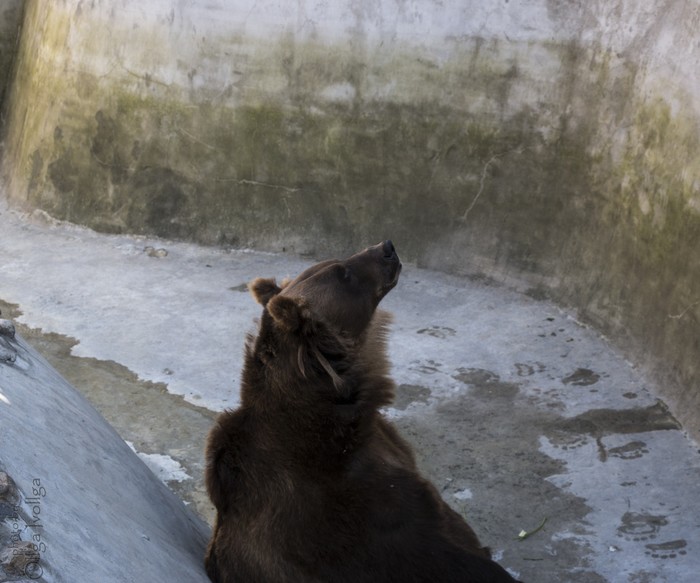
2 0 700 436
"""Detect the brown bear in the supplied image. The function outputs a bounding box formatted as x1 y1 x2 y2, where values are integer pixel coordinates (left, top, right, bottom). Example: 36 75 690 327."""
204 240 521 583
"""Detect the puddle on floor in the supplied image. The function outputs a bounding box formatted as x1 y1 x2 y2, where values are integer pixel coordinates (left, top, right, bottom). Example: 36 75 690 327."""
547 402 681 462
399 372 595 582
0 299 216 525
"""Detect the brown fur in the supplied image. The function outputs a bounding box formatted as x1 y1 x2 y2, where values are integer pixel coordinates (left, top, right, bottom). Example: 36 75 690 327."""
204 242 521 582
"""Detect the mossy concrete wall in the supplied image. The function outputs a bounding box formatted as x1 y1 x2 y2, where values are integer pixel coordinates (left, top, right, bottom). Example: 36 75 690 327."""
0 0 24 117
1 0 699 438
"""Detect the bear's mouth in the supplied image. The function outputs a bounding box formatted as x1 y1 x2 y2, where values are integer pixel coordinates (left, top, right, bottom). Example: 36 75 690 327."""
379 277 399 301
384 262 402 291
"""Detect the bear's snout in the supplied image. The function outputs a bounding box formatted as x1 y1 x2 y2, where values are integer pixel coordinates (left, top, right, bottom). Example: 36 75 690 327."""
383 239 397 260
363 240 401 274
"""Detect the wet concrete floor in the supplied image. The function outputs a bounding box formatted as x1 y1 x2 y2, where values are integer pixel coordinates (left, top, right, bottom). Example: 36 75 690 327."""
1 205 699 582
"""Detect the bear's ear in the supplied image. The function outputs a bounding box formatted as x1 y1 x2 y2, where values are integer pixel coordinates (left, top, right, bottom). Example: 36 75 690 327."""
249 277 282 306
267 294 307 333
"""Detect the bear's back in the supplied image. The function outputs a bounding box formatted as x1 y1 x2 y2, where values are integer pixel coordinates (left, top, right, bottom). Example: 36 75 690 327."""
205 408 513 582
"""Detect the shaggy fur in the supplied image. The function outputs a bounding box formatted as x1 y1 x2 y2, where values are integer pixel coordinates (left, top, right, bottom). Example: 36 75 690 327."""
204 242 521 582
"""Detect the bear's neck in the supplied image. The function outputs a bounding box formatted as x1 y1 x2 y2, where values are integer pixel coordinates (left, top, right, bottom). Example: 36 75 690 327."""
242 350 394 413
237 309 396 464
240 349 395 466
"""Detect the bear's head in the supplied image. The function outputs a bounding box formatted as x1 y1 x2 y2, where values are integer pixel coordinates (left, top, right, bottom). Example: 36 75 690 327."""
247 241 401 389
251 240 401 338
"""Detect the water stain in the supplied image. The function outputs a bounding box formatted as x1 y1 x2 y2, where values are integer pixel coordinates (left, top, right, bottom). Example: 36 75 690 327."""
393 384 432 410
617 512 668 542
548 402 680 461
229 282 250 292
453 367 498 385
557 402 680 435
515 361 546 377
416 380 593 582
453 367 520 399
525 286 550 301
411 359 443 374
562 368 601 386
644 539 687 559
0 299 216 524
608 440 649 460
627 570 657 583
416 326 456 339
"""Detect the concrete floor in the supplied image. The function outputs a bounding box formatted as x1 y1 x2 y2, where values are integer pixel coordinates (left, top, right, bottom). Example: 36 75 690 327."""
1 202 699 582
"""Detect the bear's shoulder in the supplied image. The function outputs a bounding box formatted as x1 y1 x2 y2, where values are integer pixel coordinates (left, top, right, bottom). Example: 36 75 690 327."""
204 408 252 511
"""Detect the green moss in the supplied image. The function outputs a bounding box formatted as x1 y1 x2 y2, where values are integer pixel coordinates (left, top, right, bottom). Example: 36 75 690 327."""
0 21 594 262
0 0 24 114
3 14 699 286
613 98 700 265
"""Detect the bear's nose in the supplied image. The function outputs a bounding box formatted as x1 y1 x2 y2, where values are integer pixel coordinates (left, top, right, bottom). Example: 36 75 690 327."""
383 240 397 260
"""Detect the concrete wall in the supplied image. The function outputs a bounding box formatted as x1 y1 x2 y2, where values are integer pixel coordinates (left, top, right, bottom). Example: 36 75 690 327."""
0 0 23 116
1 0 699 437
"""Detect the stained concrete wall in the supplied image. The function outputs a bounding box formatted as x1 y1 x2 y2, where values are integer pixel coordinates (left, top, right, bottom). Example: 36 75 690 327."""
0 0 23 117
0 0 699 437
